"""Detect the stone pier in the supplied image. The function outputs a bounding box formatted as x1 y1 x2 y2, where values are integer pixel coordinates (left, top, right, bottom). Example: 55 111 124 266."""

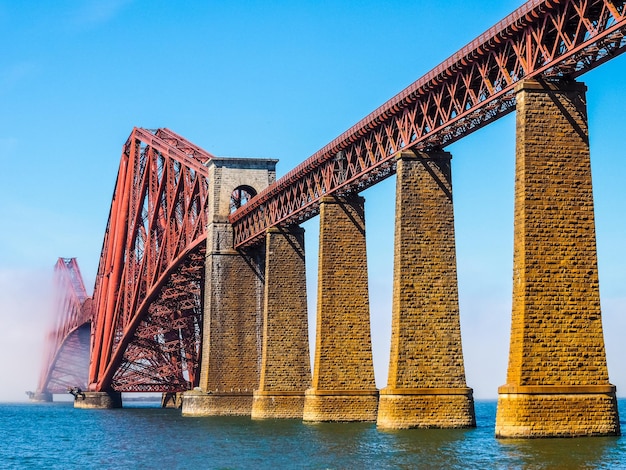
74 391 122 409
28 391 52 402
252 226 311 419
303 195 378 422
182 157 277 417
495 79 620 438
377 150 475 430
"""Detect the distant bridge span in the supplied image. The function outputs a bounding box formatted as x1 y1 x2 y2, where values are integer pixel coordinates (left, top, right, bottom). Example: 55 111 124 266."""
34 258 92 400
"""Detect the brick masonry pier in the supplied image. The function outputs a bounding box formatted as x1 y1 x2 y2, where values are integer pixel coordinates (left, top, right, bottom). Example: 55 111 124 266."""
251 226 311 419
302 195 378 422
377 150 475 429
495 79 620 438
182 158 276 417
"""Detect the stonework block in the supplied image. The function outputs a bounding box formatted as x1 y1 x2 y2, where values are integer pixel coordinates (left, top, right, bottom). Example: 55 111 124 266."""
190 158 277 418
302 391 379 422
251 392 306 420
181 390 253 417
379 150 474 429
496 389 620 437
497 78 619 437
378 389 475 429
303 195 378 422
253 226 311 419
198 247 264 399
74 391 122 409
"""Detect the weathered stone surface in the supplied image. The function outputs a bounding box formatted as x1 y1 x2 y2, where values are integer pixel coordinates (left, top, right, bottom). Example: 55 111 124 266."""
74 391 122 409
251 392 306 420
252 226 311 420
182 390 253 417
496 387 619 438
303 390 379 422
378 150 474 429
303 195 378 422
378 388 475 429
496 78 619 437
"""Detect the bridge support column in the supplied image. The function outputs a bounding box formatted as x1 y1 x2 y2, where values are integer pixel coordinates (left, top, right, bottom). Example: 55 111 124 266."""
496 78 619 438
73 391 122 409
252 226 311 419
377 150 475 430
29 392 52 402
161 392 183 408
303 195 378 422
181 157 277 417
183 238 264 417
377 151 475 429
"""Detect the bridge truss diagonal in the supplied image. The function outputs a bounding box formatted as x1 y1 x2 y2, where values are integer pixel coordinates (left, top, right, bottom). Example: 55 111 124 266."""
88 127 212 393
230 0 626 248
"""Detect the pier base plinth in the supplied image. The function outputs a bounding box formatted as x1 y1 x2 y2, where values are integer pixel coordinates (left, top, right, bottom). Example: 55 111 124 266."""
496 385 620 438
377 388 475 429
29 392 52 402
161 392 183 409
302 389 379 422
181 390 253 416
74 391 122 409
251 391 305 420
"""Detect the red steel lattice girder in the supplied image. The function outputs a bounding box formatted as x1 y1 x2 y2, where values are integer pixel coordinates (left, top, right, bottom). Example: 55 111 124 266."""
37 258 92 394
230 0 626 247
88 128 212 392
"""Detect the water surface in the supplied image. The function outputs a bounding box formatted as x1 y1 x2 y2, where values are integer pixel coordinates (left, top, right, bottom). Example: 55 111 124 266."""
1 399 626 469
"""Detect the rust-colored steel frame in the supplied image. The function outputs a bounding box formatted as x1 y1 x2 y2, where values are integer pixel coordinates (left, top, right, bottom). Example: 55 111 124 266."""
38 258 92 394
230 0 626 247
89 128 212 392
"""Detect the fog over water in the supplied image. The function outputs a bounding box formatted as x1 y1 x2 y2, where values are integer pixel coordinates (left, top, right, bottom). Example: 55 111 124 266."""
0 268 54 402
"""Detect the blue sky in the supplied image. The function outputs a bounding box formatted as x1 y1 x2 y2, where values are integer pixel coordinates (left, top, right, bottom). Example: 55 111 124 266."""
1 0 625 402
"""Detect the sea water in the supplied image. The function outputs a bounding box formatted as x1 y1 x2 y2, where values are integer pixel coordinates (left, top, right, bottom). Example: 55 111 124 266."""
1 399 626 469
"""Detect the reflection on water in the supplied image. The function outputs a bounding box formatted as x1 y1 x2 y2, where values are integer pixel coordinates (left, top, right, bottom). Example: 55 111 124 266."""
498 434 623 470
1 399 626 469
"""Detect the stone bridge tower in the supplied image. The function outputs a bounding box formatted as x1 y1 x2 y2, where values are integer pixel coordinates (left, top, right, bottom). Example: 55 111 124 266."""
182 156 277 416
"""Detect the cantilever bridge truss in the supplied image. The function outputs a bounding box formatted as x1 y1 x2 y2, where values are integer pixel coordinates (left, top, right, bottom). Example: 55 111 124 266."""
87 128 213 392
39 0 626 395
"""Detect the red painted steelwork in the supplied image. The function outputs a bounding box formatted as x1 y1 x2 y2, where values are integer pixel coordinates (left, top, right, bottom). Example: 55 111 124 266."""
88 128 211 392
230 0 626 247
37 258 92 395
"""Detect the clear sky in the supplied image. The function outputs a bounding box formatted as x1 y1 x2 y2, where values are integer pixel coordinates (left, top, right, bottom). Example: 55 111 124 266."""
1 0 625 402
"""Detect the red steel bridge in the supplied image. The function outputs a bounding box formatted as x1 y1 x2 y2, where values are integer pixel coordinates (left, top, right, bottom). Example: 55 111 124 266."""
35 0 626 398
33 258 92 399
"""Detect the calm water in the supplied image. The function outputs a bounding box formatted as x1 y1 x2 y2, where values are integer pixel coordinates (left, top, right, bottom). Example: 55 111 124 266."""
1 399 626 469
